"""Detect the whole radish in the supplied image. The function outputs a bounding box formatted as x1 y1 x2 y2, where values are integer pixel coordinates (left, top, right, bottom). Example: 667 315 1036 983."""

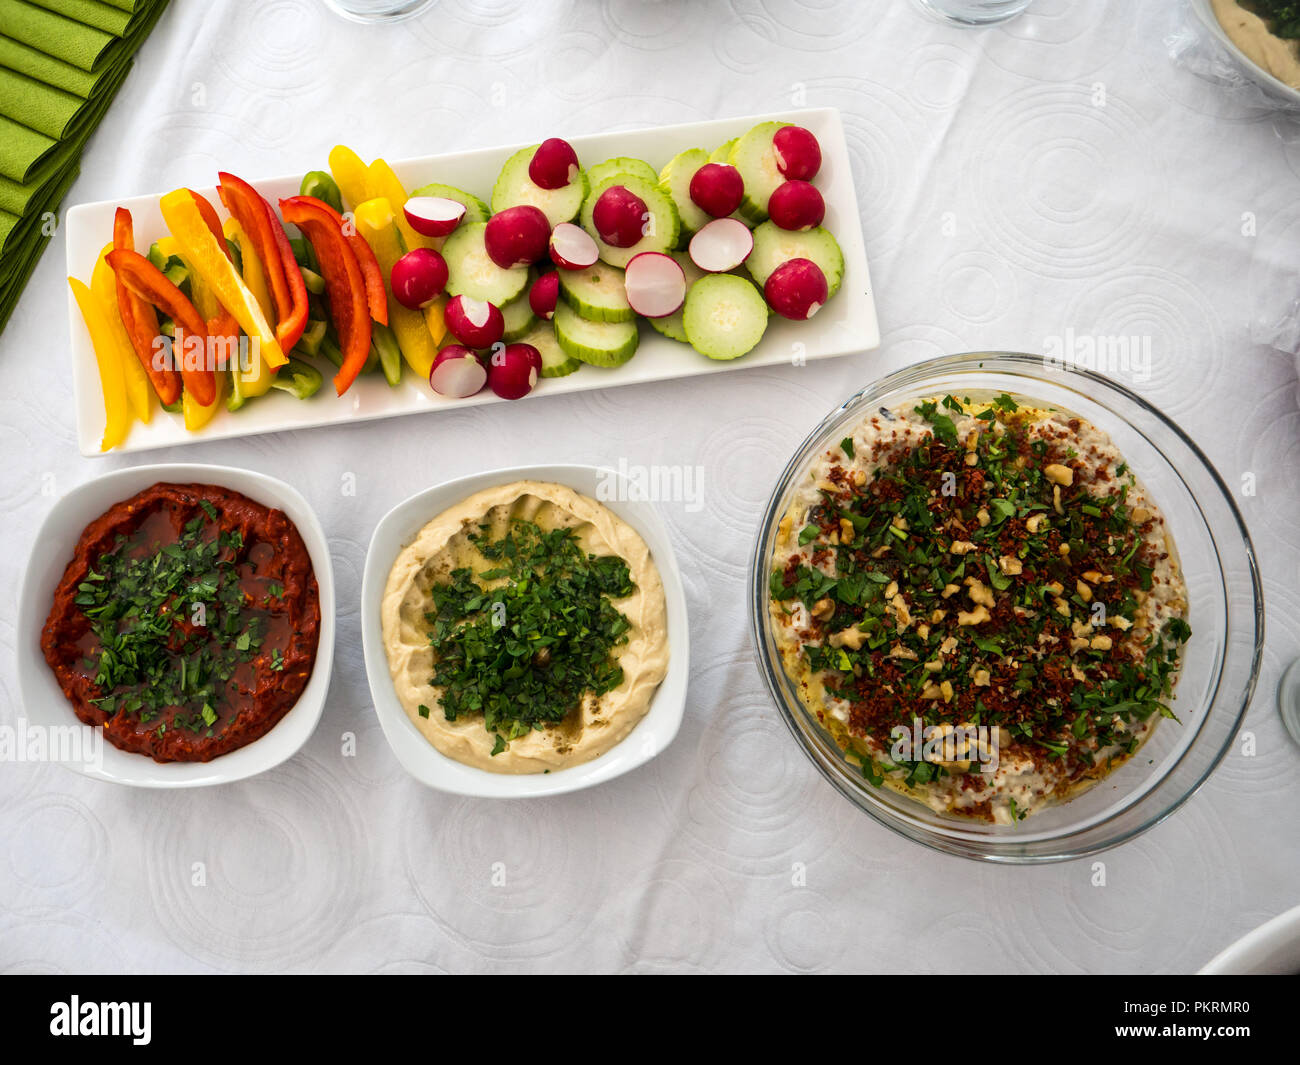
391 248 448 310
484 205 551 268
773 126 821 181
592 185 648 248
689 163 744 218
529 138 580 189
487 343 540 400
768 180 825 231
529 272 559 320
764 258 828 320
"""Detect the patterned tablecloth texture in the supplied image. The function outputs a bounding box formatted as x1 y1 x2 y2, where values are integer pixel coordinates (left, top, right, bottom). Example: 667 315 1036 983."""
0 0 1296 974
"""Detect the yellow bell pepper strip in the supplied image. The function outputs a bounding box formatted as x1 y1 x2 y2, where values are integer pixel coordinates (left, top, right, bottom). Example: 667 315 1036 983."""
366 157 434 252
90 241 150 423
353 197 437 379
223 218 274 319
158 188 287 369
69 277 131 451
222 218 276 406
182 366 226 431
328 144 370 211
423 298 447 348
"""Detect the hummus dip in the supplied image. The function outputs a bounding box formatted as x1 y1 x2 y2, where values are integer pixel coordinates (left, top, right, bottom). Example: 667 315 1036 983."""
769 395 1190 824
1212 0 1300 89
382 480 669 773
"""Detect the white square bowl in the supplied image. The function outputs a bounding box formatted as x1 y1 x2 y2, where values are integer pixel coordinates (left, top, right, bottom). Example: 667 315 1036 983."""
15 464 336 787
361 464 689 797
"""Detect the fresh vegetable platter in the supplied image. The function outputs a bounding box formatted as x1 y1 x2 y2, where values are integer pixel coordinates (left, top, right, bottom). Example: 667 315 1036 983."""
65 108 877 456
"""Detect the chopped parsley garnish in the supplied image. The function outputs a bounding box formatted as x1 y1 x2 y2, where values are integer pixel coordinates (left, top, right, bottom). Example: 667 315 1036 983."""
773 394 1191 806
75 501 279 736
427 520 636 754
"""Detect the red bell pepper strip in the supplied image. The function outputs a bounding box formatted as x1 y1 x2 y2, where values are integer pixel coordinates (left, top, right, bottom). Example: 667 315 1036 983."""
217 171 309 352
188 191 240 342
111 208 181 406
293 194 387 326
106 248 216 407
279 195 371 396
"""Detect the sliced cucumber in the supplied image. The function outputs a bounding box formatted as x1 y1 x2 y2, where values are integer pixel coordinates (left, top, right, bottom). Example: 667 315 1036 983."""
410 181 491 225
501 284 537 342
553 300 639 367
490 145 588 227
658 147 712 236
647 252 704 344
683 274 768 361
443 221 530 305
746 221 844 296
709 139 736 165
728 120 792 224
517 320 581 378
557 260 633 322
579 174 680 270
587 156 658 189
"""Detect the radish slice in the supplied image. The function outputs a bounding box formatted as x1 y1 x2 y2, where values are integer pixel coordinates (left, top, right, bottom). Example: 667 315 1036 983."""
429 345 487 398
529 138 580 190
624 252 686 318
487 343 539 400
403 196 466 238
688 218 754 273
484 205 551 268
445 295 505 348
768 180 825 231
763 257 827 321
391 248 448 310
592 185 647 248
549 222 599 270
773 126 822 181
529 272 559 319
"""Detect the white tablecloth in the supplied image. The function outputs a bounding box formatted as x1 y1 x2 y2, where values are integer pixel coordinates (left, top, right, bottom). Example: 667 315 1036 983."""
2 0 1297 974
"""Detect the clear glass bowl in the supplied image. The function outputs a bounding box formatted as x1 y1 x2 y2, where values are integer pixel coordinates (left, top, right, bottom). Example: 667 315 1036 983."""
749 352 1264 863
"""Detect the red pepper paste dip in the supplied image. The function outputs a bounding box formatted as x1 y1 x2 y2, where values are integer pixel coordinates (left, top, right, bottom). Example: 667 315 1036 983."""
41 482 321 763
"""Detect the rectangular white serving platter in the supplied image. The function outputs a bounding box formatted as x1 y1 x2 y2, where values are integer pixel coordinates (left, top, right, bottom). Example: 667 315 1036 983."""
65 107 878 457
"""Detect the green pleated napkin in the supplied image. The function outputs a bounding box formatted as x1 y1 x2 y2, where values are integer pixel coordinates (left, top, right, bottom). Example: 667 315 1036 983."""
0 1 117 73
27 0 132 37
0 0 169 334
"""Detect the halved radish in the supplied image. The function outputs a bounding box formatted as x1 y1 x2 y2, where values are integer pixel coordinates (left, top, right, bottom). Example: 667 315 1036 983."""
768 180 825 231
391 248 448 310
689 163 744 218
445 294 505 348
487 343 539 400
763 257 827 320
484 205 551 268
404 196 467 238
773 126 821 181
688 218 754 273
529 272 559 320
549 222 599 270
592 185 648 248
429 345 487 398
529 138 580 190
624 252 686 319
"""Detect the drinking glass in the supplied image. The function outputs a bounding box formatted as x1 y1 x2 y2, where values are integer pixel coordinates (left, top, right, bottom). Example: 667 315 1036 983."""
913 0 1033 25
